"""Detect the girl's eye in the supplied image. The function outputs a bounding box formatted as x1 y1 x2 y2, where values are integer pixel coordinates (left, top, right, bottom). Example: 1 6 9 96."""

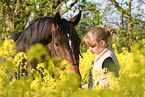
55 43 59 47
91 45 96 48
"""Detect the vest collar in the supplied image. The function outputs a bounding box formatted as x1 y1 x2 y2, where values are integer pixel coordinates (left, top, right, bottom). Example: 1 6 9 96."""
95 45 111 62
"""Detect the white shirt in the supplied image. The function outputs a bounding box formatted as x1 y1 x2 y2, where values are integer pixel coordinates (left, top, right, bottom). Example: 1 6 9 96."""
92 45 119 88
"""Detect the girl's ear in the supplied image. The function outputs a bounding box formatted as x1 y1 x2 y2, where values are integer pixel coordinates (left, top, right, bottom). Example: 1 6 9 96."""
100 40 106 46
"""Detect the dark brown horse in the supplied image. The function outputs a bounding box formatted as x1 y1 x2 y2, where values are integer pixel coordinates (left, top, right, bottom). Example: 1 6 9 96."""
10 11 82 75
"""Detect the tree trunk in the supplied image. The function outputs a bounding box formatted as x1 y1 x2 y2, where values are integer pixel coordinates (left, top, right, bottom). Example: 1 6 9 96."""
111 0 133 48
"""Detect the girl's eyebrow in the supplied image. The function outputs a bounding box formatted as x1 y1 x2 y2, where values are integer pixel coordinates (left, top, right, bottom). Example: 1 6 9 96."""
90 45 96 47
88 42 96 46
88 43 96 47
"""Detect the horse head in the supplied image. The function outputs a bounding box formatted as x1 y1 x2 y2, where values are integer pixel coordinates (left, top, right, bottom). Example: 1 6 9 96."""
49 11 82 74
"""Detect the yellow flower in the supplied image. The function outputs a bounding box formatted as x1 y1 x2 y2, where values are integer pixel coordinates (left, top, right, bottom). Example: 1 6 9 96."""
101 68 108 74
0 39 16 59
10 78 16 84
13 52 27 67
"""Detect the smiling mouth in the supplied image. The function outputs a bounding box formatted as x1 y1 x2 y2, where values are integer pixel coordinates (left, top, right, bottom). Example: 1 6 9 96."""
91 51 94 54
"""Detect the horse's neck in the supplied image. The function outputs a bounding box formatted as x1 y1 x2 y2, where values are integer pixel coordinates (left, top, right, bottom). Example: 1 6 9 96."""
29 18 53 46
10 31 22 42
11 17 54 52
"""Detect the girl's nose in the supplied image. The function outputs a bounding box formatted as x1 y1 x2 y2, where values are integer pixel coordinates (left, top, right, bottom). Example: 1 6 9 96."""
89 47 92 52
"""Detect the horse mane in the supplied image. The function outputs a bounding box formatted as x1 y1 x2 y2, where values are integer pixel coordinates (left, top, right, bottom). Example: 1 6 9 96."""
10 16 54 49
58 19 80 39
10 15 80 53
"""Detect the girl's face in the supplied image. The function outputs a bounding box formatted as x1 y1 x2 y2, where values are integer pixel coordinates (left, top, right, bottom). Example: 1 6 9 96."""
89 40 106 55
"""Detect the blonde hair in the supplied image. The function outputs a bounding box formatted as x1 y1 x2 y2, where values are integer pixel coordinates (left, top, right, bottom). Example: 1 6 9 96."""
83 27 118 46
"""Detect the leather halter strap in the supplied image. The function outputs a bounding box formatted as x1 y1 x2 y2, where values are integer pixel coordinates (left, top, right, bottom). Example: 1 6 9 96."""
52 30 58 57
71 64 78 66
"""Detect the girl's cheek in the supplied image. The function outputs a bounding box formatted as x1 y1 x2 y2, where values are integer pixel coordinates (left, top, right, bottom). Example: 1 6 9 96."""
89 47 92 52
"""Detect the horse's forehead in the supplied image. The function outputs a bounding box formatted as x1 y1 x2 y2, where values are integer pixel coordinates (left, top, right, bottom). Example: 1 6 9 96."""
54 32 79 45
55 29 75 39
53 21 79 41
55 32 71 41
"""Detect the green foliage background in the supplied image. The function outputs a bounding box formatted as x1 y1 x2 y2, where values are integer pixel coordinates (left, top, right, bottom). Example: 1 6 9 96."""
0 0 145 52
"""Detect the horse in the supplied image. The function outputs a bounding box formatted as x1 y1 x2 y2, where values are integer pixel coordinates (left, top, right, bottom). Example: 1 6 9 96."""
10 11 82 76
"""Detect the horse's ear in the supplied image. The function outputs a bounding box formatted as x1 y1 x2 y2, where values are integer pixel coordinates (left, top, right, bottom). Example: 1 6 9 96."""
54 12 61 27
70 11 82 25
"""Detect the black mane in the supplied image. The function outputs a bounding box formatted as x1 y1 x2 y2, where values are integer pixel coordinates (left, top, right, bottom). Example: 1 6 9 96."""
10 13 80 53
10 16 54 51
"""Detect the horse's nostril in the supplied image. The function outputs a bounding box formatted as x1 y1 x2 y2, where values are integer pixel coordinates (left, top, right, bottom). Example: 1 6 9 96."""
71 63 78 66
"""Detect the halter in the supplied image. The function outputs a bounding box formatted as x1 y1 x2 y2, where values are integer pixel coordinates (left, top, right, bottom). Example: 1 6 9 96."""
52 29 59 58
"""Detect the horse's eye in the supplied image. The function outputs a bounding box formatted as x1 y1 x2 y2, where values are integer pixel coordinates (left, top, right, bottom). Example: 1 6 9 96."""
78 38 81 44
55 43 59 47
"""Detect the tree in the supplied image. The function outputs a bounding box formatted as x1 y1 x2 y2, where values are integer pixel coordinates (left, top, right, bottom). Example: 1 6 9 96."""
1 0 145 51
68 0 103 52
0 0 79 39
110 0 145 50
75 0 145 51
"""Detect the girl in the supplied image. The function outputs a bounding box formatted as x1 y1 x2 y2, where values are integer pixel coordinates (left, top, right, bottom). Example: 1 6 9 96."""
82 27 119 89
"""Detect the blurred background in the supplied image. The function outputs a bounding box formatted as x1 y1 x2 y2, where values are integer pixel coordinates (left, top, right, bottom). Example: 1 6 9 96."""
0 0 145 52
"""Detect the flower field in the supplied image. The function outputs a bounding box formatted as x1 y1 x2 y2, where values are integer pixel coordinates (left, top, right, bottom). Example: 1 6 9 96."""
0 39 145 97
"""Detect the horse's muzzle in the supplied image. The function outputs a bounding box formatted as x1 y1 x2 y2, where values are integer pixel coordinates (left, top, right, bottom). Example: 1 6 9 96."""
71 63 78 66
